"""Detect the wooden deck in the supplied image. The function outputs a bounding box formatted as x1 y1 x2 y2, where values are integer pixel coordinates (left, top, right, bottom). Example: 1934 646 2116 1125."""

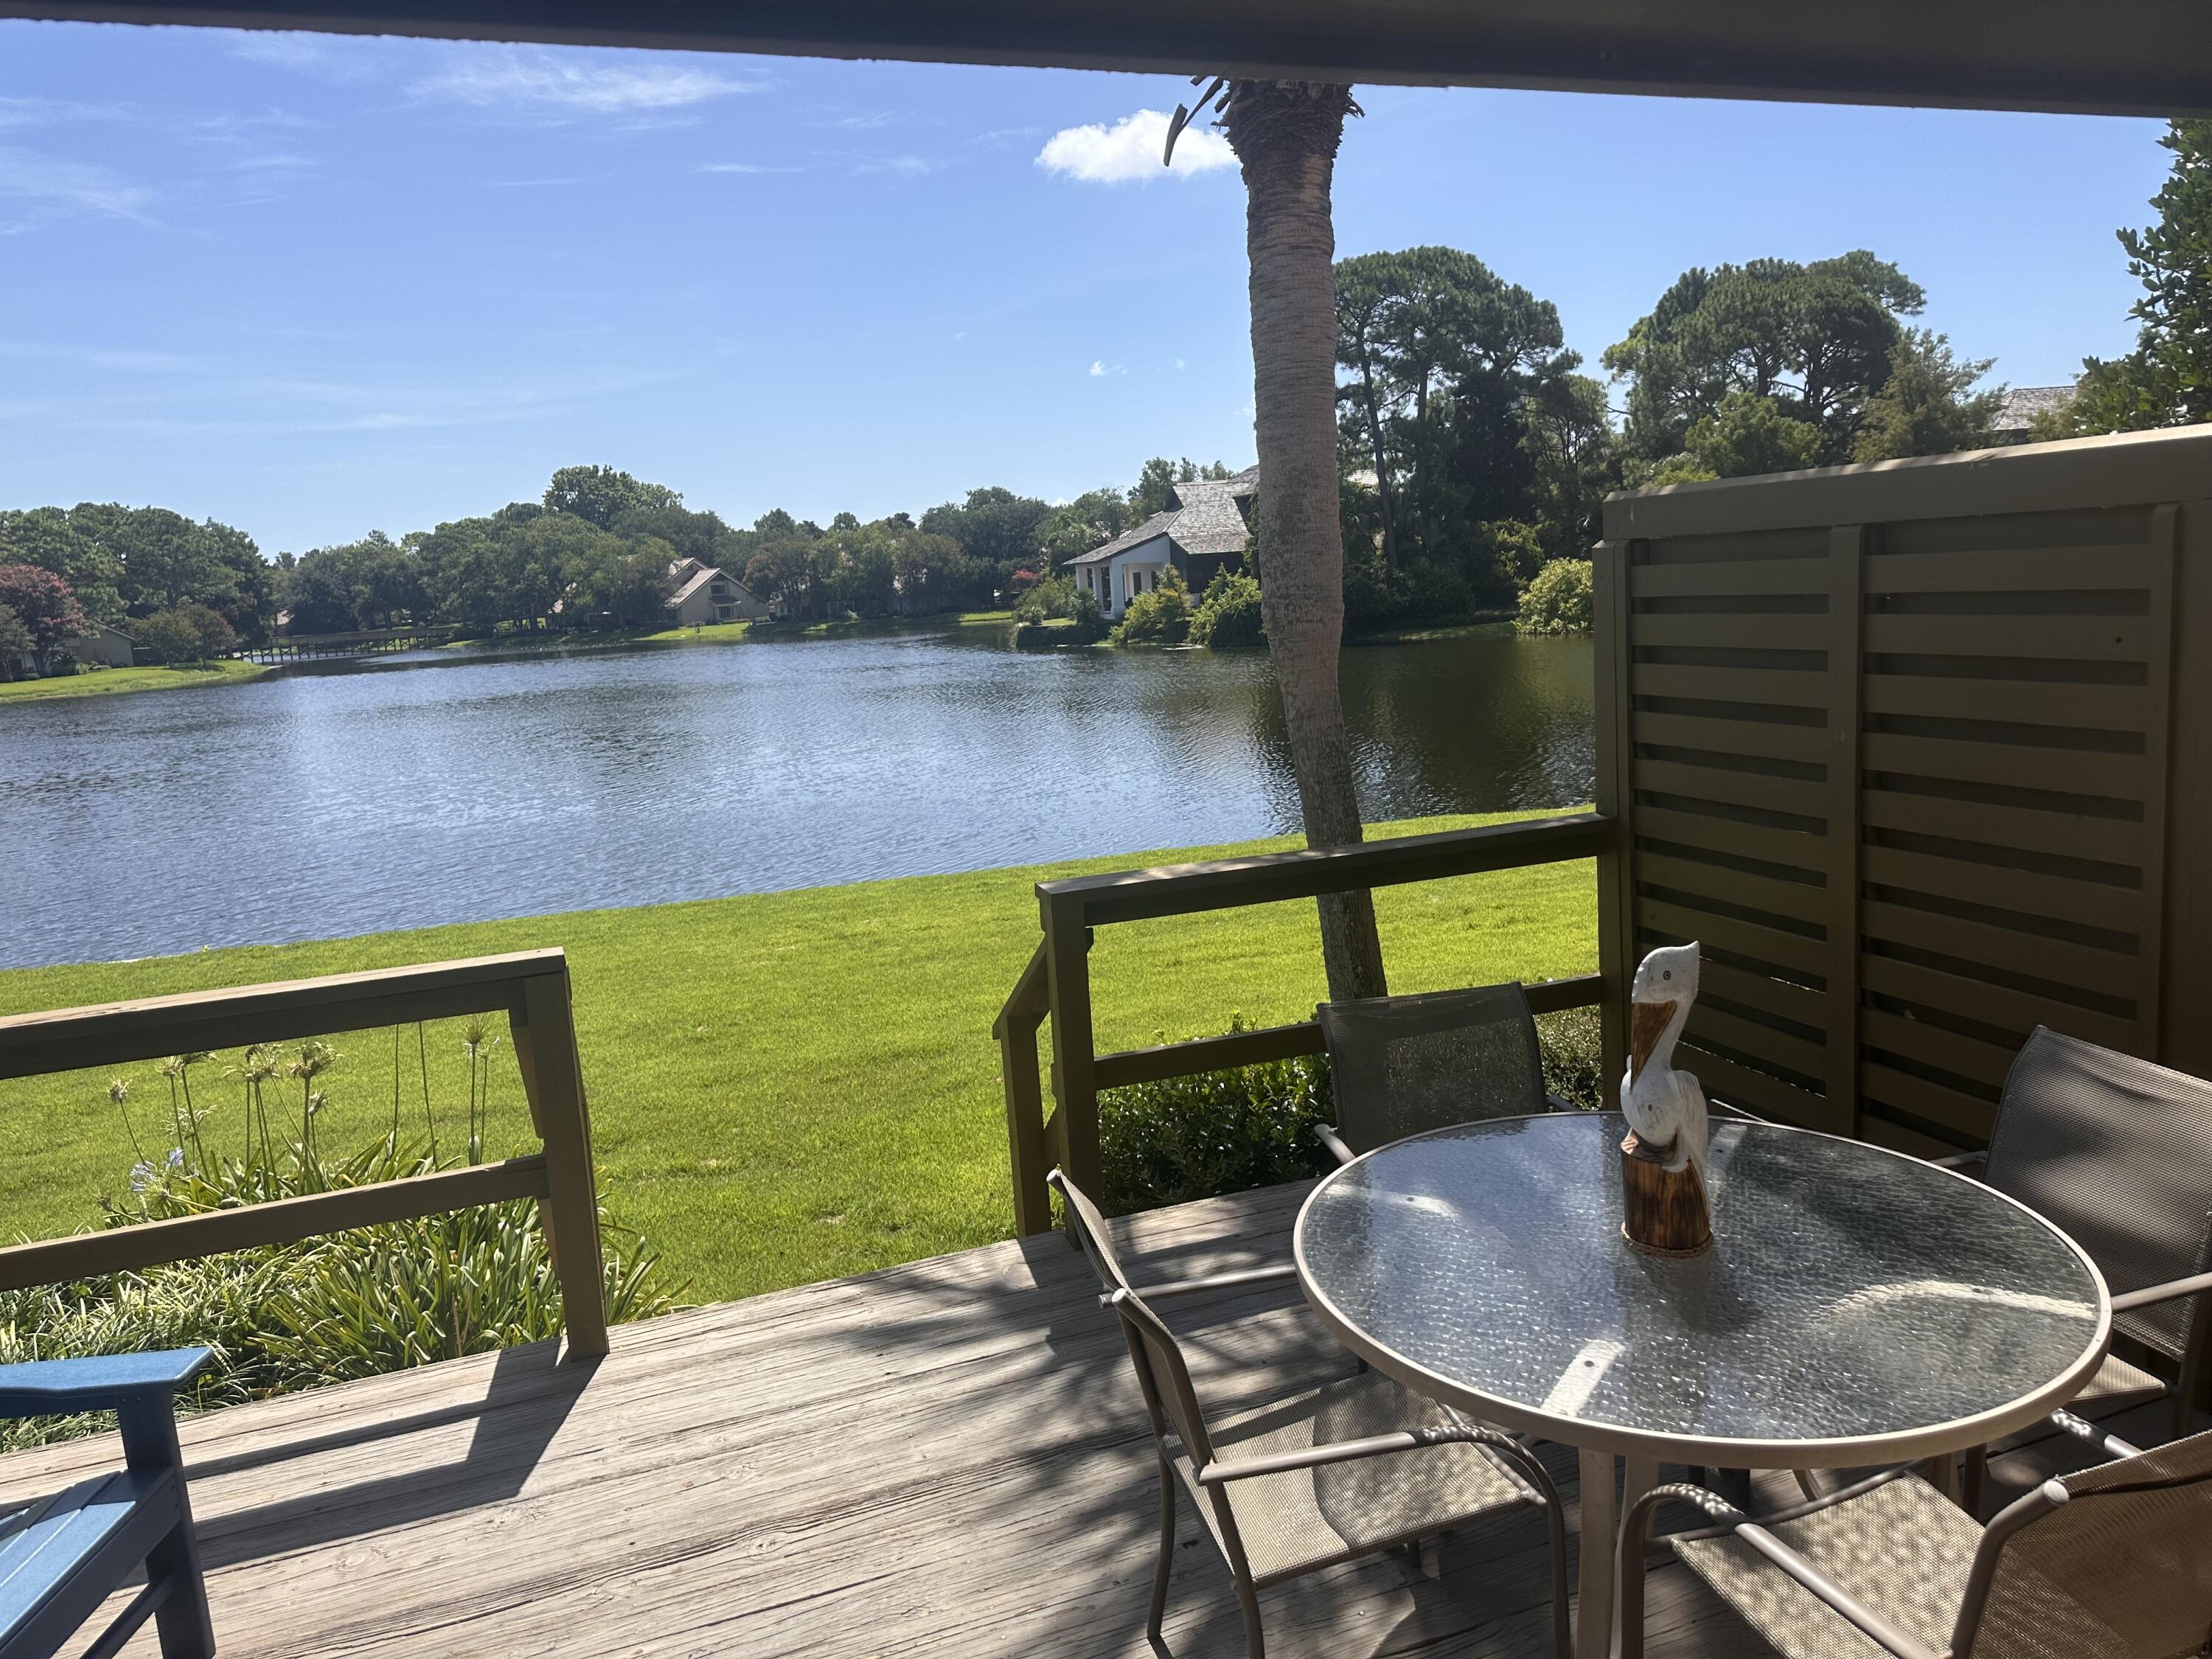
0 1183 2168 1658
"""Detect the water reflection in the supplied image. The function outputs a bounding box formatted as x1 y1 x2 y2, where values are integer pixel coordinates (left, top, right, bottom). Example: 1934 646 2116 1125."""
0 628 1593 969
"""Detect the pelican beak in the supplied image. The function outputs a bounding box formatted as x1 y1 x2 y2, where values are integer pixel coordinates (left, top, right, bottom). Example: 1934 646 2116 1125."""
1630 999 1677 1083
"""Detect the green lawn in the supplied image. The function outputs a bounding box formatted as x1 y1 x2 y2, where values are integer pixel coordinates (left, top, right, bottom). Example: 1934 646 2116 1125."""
0 811 1595 1304
0 660 268 704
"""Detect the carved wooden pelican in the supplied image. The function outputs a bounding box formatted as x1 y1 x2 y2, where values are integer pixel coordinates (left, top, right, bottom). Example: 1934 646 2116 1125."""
1618 942 1714 1255
1621 941 1710 1180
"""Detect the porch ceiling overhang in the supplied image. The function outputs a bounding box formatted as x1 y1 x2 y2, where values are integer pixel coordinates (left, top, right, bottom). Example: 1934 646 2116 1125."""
5 0 2209 119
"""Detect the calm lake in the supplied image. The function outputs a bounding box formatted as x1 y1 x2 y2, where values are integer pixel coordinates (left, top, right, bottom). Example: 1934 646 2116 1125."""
1 627 1594 970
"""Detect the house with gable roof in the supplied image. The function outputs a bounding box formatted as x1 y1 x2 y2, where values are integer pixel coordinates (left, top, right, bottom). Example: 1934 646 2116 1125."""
665 557 769 626
1068 465 1256 619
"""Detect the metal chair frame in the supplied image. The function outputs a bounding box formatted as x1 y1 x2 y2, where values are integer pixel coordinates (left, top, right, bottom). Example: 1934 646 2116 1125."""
1048 1168 1570 1659
1615 1413 2180 1659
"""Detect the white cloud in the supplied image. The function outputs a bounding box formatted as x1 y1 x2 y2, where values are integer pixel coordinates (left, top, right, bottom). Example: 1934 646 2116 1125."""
0 147 155 231
1036 109 1234 184
1089 360 1107 377
698 161 802 175
229 33 380 84
411 49 761 114
855 153 935 177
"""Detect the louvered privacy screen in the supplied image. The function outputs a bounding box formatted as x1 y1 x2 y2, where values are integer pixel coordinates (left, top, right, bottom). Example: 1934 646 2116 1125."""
1594 428 2212 1155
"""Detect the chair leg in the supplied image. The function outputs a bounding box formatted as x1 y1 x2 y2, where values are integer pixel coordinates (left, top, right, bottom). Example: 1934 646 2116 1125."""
1149 1464 1176 1644
1962 1444 1987 1517
1234 1573 1266 1659
116 1399 213 1659
148 1517 216 1659
1542 1489 1571 1659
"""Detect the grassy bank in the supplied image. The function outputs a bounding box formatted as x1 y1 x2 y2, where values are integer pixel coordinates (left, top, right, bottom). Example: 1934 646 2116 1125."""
0 659 268 704
0 811 1595 1304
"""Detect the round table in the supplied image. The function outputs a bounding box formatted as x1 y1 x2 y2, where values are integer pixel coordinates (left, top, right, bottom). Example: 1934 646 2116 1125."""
1293 1112 2110 1659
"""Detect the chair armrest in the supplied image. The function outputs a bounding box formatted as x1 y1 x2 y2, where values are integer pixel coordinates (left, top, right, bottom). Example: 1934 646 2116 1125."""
1111 1264 1298 1304
1314 1122 1355 1166
1618 1481 1942 1659
2110 1268 2212 1313
2048 1408 2142 1461
1928 1149 1986 1172
1709 1099 1767 1124
0 1348 211 1417
1543 1091 1576 1114
1195 1417 1524 1485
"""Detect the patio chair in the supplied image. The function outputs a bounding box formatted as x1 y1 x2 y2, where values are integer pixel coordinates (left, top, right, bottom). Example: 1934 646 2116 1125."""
0 1347 216 1659
1614 1412 2212 1659
1047 1168 1569 1659
1313 981 1571 1165
1939 1027 2212 1447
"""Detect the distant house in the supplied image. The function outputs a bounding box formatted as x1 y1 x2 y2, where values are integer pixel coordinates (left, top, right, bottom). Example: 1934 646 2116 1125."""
666 558 768 627
63 623 136 669
1992 385 2077 444
1069 466 1257 619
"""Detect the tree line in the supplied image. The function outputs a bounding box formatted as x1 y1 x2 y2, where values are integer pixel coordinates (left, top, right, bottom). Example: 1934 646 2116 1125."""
4 116 2208 669
0 457 1240 655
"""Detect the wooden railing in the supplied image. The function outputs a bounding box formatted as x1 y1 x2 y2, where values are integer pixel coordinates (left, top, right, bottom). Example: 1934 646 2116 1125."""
995 812 1618 1234
0 948 609 1360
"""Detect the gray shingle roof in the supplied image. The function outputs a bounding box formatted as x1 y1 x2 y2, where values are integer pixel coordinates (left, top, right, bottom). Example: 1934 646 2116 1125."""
667 565 751 606
1066 465 1257 565
1994 385 2076 431
1068 510 1178 566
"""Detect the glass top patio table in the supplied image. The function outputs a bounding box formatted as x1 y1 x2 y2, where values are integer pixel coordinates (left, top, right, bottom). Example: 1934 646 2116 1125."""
1293 1112 2111 1467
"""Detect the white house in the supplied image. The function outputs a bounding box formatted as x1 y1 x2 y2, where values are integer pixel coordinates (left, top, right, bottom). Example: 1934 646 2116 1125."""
666 558 769 626
1068 466 1257 619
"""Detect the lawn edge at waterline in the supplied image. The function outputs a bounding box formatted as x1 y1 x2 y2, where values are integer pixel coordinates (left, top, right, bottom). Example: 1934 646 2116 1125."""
0 809 1598 1301
0 659 271 703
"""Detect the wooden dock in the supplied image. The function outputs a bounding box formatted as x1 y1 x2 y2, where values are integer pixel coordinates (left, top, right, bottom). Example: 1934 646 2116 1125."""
0 1183 2156 1658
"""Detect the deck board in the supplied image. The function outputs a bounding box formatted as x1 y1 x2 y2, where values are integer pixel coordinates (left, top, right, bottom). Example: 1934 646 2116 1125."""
0 1183 2176 1658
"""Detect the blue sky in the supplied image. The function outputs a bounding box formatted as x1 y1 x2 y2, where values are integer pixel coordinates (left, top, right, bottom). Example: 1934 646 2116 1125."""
0 22 2174 553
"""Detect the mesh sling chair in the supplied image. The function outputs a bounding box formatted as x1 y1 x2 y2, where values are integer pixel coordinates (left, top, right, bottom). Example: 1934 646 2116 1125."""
1313 981 1571 1166
1613 1413 2212 1659
1941 1028 2212 1450
1047 1168 1570 1659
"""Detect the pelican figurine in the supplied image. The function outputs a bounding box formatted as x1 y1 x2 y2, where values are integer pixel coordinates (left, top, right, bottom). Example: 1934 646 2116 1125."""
1621 942 1710 1183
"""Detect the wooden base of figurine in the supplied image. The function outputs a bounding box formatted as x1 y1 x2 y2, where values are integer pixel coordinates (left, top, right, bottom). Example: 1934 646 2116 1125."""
1620 1131 1712 1257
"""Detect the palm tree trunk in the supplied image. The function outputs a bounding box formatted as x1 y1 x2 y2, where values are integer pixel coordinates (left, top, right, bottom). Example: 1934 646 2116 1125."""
1224 82 1388 1003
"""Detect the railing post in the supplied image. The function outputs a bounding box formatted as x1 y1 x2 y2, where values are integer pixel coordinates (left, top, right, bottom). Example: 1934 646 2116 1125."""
1042 892 1102 1225
512 968 610 1360
997 942 1054 1237
1593 538 1635 1105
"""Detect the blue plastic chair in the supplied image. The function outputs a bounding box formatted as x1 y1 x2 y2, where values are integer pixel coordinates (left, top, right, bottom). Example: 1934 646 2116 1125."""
0 1348 215 1659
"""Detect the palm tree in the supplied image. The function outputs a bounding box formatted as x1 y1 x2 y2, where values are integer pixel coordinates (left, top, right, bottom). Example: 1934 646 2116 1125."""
1171 80 1388 1000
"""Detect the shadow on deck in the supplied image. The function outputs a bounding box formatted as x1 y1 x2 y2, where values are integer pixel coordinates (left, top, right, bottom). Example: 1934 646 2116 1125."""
0 1183 2159 1658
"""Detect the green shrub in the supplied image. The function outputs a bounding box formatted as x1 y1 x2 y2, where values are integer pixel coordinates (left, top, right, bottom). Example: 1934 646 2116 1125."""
1096 1008 1606 1216
136 604 238 665
1011 574 1076 626
1536 1005 1604 1110
1098 1020 1334 1214
1068 588 1108 641
0 1094 682 1451
1516 558 1593 636
1111 568 1192 645
1189 569 1265 647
